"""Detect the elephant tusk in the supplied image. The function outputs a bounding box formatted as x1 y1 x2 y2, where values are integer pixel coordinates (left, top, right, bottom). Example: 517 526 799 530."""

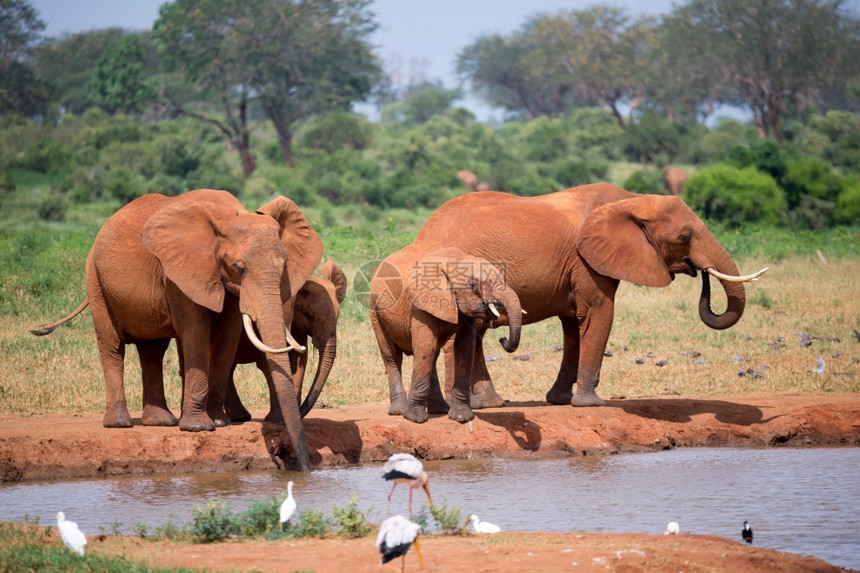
488 302 501 318
705 266 769 283
284 326 307 353
521 308 527 314
242 314 291 354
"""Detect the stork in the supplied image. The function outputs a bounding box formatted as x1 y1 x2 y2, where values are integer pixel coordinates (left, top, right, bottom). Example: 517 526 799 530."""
382 453 433 517
376 514 423 572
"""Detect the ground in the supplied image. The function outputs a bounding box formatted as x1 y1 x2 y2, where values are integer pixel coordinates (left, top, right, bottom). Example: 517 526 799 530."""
2 392 858 571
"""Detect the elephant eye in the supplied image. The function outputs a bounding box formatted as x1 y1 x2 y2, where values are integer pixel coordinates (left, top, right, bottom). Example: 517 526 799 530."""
233 262 246 277
469 278 478 290
680 232 692 245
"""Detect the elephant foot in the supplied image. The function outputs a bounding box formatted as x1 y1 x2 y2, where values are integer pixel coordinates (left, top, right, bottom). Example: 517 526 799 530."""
179 412 216 432
263 408 286 425
141 405 178 426
448 402 474 423
570 390 605 407
208 409 231 428
103 403 134 428
226 403 252 423
403 404 429 424
470 380 505 409
546 386 573 405
388 396 407 416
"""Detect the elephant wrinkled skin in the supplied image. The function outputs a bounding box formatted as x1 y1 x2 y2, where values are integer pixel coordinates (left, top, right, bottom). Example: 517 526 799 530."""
31 190 323 471
370 246 522 424
413 183 764 408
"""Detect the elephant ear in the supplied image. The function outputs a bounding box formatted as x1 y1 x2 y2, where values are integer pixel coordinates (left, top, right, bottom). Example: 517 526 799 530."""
319 259 348 304
142 198 234 312
577 197 671 287
257 196 324 301
409 251 459 325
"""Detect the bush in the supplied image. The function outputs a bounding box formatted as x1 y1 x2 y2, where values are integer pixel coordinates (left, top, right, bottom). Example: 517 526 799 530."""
105 166 146 204
835 176 860 225
623 169 665 195
684 164 787 227
190 501 238 543
37 190 70 222
298 111 373 153
553 158 608 188
331 495 373 538
294 508 331 538
782 157 842 208
566 108 624 160
622 109 681 164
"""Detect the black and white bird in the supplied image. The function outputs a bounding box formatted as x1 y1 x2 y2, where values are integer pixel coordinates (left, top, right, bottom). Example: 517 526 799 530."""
469 514 501 533
376 514 423 572
56 511 87 556
742 521 753 544
382 453 433 517
279 480 296 527
664 521 680 535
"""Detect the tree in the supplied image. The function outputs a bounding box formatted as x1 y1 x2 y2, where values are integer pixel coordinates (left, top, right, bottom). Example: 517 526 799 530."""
154 0 380 174
0 0 49 116
89 34 156 114
675 0 860 140
386 81 463 125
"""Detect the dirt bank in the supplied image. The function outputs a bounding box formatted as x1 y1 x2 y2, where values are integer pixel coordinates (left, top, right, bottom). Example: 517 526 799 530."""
1 392 857 482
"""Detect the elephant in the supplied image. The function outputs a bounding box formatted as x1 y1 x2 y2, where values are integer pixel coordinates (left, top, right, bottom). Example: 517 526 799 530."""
663 166 687 195
224 259 348 422
369 246 523 424
412 183 767 408
31 189 323 471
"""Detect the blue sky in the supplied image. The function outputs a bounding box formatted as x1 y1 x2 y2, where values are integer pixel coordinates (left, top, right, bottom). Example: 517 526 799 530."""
29 0 678 121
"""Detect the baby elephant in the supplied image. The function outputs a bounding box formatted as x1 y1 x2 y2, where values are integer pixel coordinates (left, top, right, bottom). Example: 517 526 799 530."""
370 246 522 424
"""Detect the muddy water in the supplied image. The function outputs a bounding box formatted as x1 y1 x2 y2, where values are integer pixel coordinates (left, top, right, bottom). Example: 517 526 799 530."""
1 447 858 569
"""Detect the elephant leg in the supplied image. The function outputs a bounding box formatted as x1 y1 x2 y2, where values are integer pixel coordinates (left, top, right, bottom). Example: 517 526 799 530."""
168 285 215 432
404 323 437 423
426 365 449 415
546 316 580 405
290 331 309 400
468 331 505 409
90 288 133 428
448 323 476 423
570 302 614 407
224 367 252 423
138 338 178 426
206 302 243 427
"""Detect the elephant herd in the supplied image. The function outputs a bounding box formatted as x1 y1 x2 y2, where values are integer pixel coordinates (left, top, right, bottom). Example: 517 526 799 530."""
32 183 766 472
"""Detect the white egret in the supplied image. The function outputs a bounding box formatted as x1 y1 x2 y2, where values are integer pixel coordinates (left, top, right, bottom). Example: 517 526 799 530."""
742 521 753 544
56 511 87 556
376 514 422 572
382 453 433 517
279 481 296 527
468 514 500 533
664 521 680 535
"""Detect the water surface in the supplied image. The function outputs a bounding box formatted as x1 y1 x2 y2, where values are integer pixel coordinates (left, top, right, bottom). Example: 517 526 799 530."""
1 447 857 569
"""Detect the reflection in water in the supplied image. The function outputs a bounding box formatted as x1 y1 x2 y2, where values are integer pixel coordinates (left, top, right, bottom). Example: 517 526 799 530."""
1 448 858 569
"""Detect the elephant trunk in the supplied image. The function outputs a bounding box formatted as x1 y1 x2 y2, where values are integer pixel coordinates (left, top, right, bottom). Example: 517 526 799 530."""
692 231 746 331
257 307 312 471
299 330 336 417
497 286 522 353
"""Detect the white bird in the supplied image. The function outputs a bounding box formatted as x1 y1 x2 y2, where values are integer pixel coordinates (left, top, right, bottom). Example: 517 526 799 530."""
469 514 501 533
811 356 826 374
382 453 433 517
376 514 423 572
56 511 87 556
664 521 680 535
279 481 296 527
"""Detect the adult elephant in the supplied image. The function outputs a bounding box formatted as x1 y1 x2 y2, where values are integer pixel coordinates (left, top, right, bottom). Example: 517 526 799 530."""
225 260 347 422
663 166 687 195
370 246 522 424
31 189 322 471
413 183 766 408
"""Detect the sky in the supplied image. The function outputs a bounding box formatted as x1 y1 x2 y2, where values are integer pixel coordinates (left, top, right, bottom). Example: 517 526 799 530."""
28 0 678 121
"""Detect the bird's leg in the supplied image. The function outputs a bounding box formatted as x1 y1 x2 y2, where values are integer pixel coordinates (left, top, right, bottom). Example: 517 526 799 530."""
408 488 413 518
386 483 397 517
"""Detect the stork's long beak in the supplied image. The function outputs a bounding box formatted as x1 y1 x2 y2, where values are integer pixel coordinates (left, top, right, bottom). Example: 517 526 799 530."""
422 483 434 508
413 538 424 569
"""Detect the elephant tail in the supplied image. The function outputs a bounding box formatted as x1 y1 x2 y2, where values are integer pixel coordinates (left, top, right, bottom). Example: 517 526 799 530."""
29 298 89 336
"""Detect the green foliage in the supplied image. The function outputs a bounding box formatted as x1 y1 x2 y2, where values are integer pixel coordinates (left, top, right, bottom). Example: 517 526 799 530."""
553 157 608 188
623 169 665 195
684 164 787 227
36 190 69 221
294 508 331 538
393 81 464 125
298 111 373 153
835 176 860 225
189 500 237 543
622 109 681 164
236 495 282 538
89 34 156 114
799 111 860 171
429 502 470 535
331 495 373 538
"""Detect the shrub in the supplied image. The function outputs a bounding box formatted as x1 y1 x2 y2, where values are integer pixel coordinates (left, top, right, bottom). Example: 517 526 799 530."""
623 169 665 195
190 501 238 543
799 111 860 170
622 109 681 164
566 108 624 160
684 164 787 227
236 496 281 538
782 157 842 208
553 158 608 188
104 166 146 204
429 502 470 535
835 176 860 225
522 117 569 162
298 111 373 153
331 495 373 538
294 508 331 538
37 190 70 222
